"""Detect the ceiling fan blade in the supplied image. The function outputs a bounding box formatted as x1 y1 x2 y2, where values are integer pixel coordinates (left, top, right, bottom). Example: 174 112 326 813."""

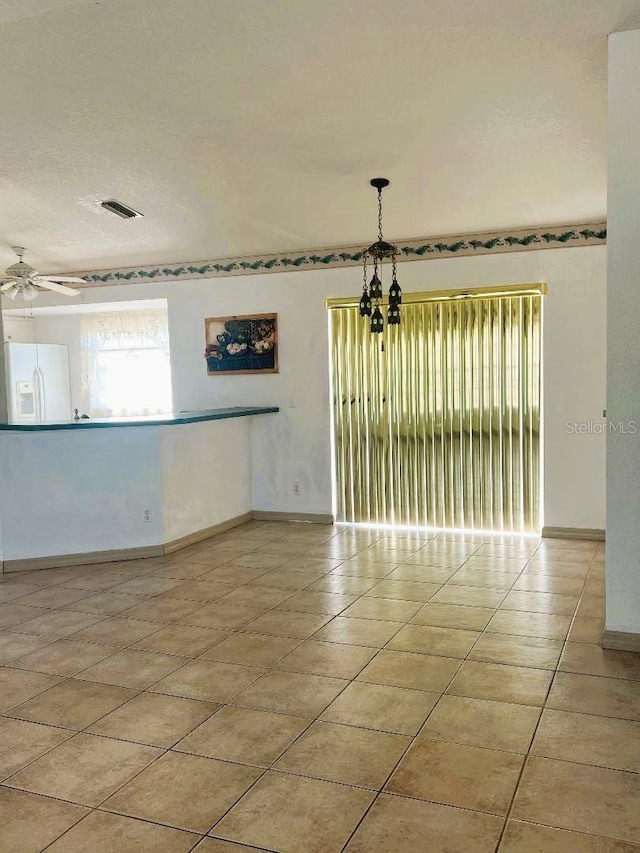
34 275 86 284
0 279 18 292
36 280 81 296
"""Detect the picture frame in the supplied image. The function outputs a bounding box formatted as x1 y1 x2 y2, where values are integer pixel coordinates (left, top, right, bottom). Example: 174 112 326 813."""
204 313 279 375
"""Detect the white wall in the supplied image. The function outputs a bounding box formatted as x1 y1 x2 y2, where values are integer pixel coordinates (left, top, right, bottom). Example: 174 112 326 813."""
0 427 163 560
541 249 607 529
0 418 255 563
21 244 606 530
606 30 640 636
161 419 252 542
3 317 35 344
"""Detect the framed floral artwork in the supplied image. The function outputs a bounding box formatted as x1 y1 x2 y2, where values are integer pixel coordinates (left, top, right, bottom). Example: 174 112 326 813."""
204 313 278 375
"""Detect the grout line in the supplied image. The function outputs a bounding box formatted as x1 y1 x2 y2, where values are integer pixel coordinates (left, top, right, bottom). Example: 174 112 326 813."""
338 540 512 851
32 795 97 852
0 522 620 852
491 540 600 852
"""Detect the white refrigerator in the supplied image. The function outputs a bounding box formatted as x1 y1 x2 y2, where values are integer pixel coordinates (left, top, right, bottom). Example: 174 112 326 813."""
5 343 72 423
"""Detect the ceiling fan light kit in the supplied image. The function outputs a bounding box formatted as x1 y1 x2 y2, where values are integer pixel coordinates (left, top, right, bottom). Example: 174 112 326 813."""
5 282 37 301
0 247 84 301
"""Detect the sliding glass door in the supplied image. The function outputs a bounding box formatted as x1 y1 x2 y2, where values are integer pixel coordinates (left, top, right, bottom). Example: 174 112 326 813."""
330 287 542 533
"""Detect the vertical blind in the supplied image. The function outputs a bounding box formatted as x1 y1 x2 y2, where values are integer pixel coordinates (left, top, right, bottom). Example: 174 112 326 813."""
330 289 542 533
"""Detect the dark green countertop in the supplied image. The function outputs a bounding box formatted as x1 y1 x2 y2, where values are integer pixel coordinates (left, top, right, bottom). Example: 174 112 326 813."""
0 406 279 431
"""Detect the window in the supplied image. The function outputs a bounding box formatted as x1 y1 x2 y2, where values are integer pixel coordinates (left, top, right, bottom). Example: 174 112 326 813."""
81 310 172 417
329 288 542 533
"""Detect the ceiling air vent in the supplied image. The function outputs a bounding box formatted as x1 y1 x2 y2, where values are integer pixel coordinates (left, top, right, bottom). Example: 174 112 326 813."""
100 199 143 219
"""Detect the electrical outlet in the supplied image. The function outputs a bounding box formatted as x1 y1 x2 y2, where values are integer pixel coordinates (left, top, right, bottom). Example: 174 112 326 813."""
142 508 153 523
292 481 302 496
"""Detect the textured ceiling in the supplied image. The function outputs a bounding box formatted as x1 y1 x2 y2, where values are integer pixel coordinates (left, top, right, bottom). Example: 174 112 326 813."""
1 0 639 274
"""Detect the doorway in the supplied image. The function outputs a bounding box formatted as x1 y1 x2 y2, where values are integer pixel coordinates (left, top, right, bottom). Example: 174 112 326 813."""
329 285 542 533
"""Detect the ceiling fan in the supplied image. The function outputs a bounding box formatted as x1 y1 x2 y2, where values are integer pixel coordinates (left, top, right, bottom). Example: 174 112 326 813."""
0 247 84 301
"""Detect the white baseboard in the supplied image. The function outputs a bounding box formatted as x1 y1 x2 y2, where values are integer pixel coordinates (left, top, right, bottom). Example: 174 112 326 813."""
2 544 164 574
542 526 605 541
0 510 336 574
602 629 640 653
162 512 253 554
1 511 254 573
252 510 335 525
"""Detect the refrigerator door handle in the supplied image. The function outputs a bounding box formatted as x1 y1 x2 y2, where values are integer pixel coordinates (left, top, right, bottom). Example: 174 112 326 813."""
33 368 41 421
38 367 46 422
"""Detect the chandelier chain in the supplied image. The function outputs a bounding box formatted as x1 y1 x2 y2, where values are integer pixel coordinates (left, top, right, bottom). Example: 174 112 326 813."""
374 256 379 306
377 188 384 242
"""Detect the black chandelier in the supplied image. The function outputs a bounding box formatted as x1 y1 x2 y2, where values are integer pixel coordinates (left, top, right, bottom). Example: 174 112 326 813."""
359 177 401 333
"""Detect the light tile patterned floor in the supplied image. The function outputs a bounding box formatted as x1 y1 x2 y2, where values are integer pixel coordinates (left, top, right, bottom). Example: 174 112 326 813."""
0 521 639 852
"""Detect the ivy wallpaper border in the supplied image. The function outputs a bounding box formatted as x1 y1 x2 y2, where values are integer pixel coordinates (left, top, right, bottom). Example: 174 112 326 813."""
76 221 606 287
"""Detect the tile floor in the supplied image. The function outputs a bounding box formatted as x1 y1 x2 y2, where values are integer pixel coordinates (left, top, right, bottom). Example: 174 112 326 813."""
0 521 638 852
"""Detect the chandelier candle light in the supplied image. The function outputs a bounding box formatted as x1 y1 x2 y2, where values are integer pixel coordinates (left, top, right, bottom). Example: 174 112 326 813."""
359 178 402 336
